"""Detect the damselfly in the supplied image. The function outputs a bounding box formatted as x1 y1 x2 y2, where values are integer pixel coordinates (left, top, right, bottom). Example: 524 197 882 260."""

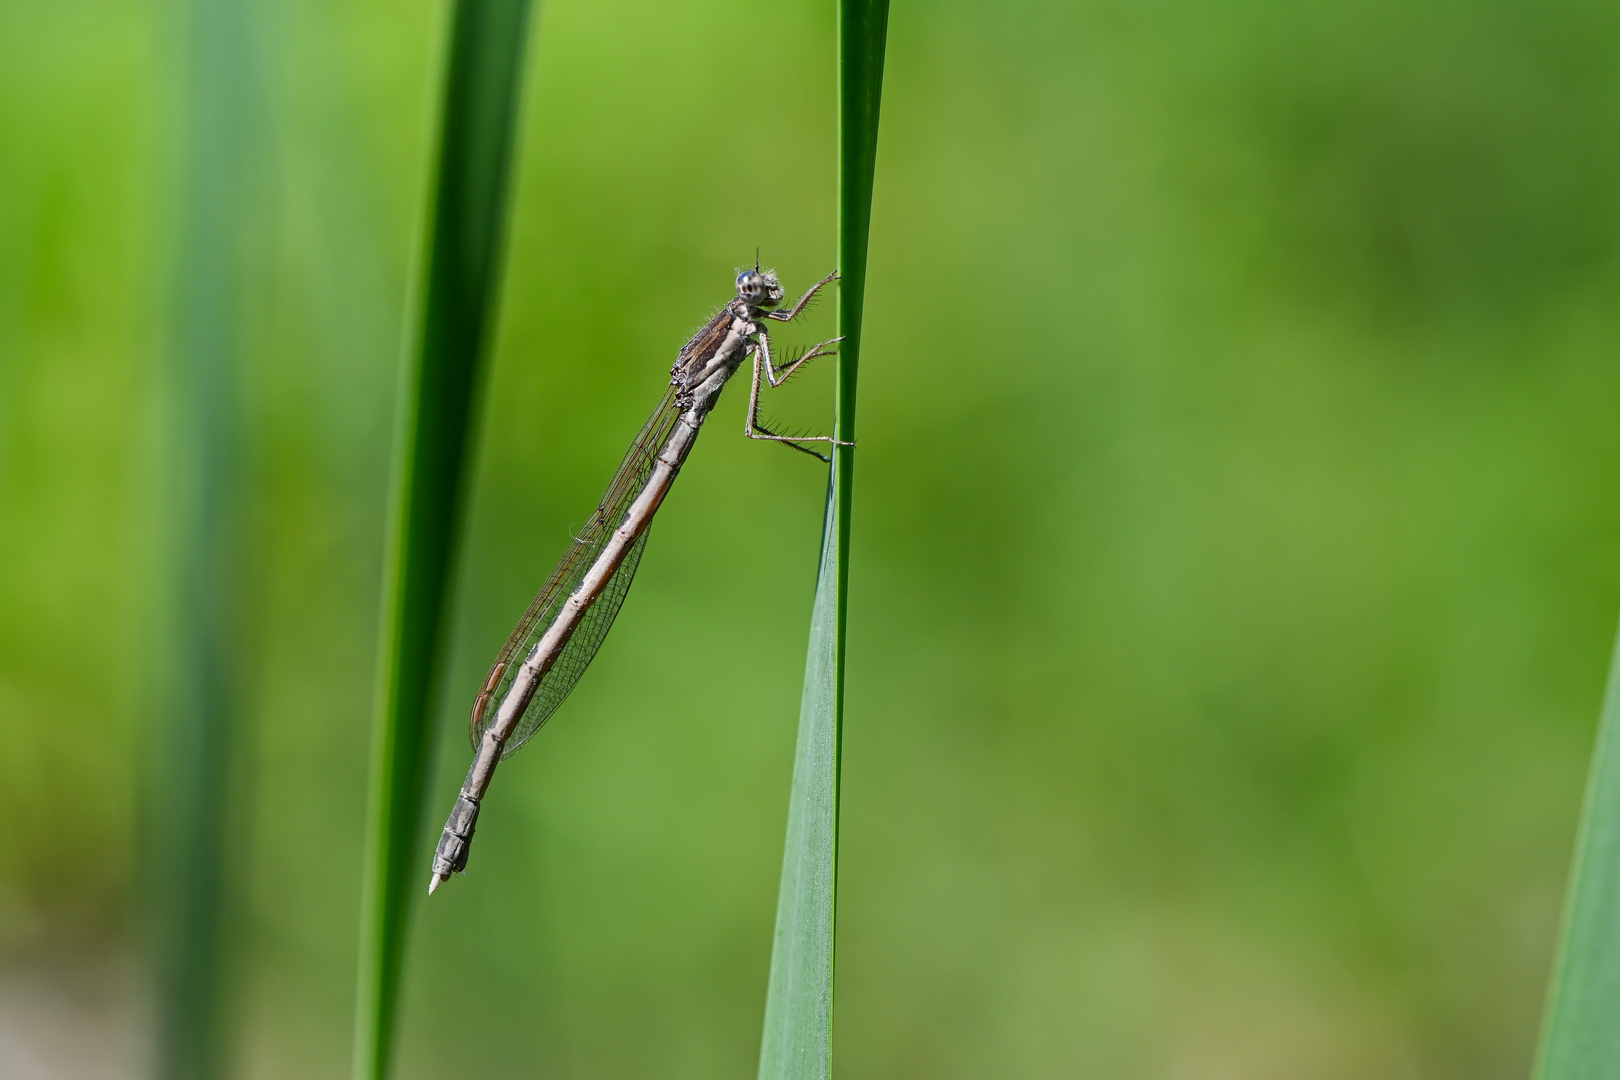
430 264 846 893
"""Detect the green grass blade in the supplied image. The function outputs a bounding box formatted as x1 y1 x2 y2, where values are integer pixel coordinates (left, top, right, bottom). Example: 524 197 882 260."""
1533 622 1620 1079
351 3 534 1078
756 4 890 1078
150 0 256 1076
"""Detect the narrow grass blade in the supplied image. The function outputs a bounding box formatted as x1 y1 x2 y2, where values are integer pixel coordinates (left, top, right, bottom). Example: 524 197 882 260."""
757 4 890 1078
1533 621 1620 1079
352 3 534 1079
149 0 257 1076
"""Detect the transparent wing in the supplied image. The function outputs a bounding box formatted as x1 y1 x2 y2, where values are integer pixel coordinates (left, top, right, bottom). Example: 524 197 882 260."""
470 386 682 758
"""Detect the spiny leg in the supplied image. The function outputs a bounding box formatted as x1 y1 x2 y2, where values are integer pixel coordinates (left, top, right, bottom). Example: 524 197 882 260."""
759 325 845 387
764 270 839 323
745 342 854 461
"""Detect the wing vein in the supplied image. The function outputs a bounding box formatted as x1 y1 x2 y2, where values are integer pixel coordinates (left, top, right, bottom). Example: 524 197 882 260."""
470 385 682 756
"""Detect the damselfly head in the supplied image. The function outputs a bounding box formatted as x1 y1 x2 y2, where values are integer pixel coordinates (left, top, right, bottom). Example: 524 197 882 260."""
736 268 785 309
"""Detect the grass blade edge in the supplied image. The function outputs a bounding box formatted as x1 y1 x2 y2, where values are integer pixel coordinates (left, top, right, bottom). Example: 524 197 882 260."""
350 3 535 1078
1533 617 1620 1079
756 4 891 1078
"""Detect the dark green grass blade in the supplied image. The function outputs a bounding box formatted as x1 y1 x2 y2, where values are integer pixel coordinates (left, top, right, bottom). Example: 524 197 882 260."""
352 3 534 1078
757 3 890 1078
1533 622 1620 1079
149 0 257 1077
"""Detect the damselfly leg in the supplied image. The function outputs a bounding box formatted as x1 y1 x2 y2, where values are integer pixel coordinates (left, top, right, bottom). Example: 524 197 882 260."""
763 270 839 323
745 271 854 461
746 336 850 461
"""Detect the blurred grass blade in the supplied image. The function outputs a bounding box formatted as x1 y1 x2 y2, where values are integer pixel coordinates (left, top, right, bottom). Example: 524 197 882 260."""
150 0 257 1076
1533 622 1620 1079
756 3 890 1078
352 2 534 1078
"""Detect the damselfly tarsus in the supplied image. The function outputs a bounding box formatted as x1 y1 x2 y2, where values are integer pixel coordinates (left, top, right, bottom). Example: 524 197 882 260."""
430 265 847 893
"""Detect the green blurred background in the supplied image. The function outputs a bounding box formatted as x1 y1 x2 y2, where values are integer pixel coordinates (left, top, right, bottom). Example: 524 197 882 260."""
5 0 1620 1076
